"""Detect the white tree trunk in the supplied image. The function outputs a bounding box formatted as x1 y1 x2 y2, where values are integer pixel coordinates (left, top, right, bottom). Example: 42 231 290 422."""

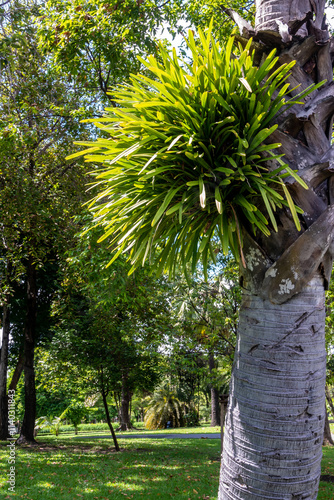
219 273 326 499
218 0 333 496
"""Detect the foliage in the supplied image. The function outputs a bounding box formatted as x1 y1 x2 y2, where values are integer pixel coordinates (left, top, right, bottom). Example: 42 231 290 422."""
0 0 90 275
172 254 240 358
144 383 189 429
38 0 184 102
74 25 321 278
35 399 89 436
184 408 200 427
34 347 84 419
35 415 63 436
0 2 92 436
325 267 334 386
62 401 87 434
47 222 172 429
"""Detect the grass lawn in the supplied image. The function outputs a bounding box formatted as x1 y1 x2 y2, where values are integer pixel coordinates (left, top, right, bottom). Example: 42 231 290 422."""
0 432 221 499
1 430 334 499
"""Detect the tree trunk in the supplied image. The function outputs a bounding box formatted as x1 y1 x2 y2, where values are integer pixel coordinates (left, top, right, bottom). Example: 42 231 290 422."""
0 302 10 440
101 390 120 451
219 1 333 497
323 409 333 446
209 353 220 426
8 352 24 393
220 394 229 454
325 385 334 418
117 373 133 431
17 258 37 444
219 274 326 498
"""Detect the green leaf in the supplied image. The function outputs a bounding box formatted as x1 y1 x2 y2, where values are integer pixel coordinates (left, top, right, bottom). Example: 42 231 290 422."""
282 184 301 231
152 185 183 226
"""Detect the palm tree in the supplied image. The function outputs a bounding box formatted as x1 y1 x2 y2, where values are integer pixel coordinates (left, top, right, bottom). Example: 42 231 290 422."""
216 2 333 498
144 384 185 430
72 1 333 496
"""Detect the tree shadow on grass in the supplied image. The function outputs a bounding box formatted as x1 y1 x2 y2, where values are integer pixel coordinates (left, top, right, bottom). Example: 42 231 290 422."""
1 437 221 499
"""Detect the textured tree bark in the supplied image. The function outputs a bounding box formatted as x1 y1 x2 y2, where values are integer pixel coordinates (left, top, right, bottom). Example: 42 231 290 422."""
0 303 10 440
209 353 221 427
17 257 37 444
219 275 326 498
117 372 133 431
219 1 333 497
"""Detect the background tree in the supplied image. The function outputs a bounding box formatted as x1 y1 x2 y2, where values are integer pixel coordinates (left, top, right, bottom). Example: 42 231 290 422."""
49 222 171 433
172 255 239 425
144 382 186 430
38 0 186 104
0 0 91 443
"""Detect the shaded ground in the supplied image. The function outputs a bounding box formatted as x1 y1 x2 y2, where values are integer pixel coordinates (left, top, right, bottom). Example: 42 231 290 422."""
321 474 334 483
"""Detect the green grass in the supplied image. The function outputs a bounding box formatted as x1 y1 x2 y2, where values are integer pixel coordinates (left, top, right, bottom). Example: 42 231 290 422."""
0 433 221 499
1 434 334 499
37 422 220 438
319 446 334 499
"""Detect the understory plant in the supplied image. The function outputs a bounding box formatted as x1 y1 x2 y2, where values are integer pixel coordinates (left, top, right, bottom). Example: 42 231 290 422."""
69 23 321 277
35 416 63 436
144 384 186 430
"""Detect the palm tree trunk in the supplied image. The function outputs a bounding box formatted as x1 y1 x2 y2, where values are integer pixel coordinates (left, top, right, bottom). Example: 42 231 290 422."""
219 273 326 498
219 0 333 497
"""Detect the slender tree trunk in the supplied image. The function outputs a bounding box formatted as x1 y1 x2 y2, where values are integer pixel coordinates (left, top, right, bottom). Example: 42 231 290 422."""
8 352 24 393
99 365 120 450
209 353 220 426
0 302 10 440
17 257 37 444
114 391 120 415
219 274 326 498
101 390 120 451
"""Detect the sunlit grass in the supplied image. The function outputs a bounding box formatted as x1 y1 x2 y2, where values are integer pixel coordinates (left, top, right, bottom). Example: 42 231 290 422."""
37 421 220 438
1 434 334 498
0 434 221 499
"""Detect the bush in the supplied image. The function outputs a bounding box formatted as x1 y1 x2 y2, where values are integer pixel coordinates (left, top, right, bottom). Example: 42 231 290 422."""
144 384 186 430
184 408 200 427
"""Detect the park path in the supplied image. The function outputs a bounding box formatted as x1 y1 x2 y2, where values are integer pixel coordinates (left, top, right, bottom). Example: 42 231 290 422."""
75 433 220 440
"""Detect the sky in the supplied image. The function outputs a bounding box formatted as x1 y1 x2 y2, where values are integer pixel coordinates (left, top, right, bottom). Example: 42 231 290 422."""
327 7 334 27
